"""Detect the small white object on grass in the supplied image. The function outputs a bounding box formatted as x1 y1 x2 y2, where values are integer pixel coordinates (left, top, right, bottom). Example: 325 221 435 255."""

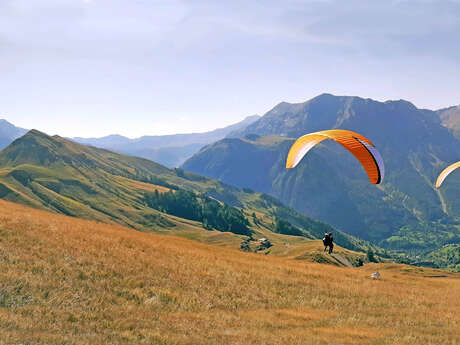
370 272 381 279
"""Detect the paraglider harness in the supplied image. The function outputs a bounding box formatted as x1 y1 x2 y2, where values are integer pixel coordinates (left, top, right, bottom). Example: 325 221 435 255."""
323 232 334 254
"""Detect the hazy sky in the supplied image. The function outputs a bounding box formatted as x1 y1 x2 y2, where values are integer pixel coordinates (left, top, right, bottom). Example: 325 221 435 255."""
1 0 459 137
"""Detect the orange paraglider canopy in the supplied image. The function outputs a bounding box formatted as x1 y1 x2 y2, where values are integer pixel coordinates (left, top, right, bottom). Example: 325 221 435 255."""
286 129 384 184
436 161 460 188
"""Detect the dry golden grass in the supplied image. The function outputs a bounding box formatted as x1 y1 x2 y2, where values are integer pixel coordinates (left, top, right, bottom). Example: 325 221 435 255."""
0 199 459 345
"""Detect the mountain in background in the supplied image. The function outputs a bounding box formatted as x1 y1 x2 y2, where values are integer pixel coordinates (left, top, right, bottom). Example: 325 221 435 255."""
437 105 460 140
73 115 260 167
0 129 379 260
183 94 460 259
0 119 27 150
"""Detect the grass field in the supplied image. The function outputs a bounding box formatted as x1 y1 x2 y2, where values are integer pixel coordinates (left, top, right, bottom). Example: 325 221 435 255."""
1 199 459 345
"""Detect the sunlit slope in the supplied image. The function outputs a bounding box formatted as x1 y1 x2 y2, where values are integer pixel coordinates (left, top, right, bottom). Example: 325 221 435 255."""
0 200 459 345
0 129 258 230
0 129 174 228
0 130 376 255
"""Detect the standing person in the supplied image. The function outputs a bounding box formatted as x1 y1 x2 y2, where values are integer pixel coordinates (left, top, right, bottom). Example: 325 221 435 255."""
323 233 330 252
327 232 334 254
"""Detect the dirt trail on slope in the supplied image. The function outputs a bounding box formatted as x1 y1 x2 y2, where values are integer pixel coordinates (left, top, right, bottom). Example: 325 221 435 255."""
409 154 448 214
331 253 353 267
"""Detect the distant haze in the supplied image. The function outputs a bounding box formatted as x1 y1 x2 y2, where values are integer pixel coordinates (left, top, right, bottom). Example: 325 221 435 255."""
1 0 459 137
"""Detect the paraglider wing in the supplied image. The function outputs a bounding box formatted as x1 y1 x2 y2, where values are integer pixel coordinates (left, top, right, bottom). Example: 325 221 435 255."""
435 161 460 188
286 129 384 184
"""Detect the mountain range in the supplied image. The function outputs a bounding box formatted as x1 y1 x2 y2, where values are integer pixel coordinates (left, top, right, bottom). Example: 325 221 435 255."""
183 94 460 261
0 116 259 168
72 115 260 167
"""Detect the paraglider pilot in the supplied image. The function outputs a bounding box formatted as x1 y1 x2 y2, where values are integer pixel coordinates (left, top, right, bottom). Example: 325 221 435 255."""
323 232 334 254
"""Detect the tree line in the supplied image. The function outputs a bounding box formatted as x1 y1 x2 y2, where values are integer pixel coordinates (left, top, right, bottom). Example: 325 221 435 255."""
144 189 251 236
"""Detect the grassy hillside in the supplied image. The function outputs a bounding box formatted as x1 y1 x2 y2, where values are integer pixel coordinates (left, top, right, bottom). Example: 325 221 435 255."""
0 200 459 344
0 130 377 258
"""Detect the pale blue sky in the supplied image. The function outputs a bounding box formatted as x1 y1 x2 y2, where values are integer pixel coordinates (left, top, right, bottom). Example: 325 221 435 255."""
1 0 459 137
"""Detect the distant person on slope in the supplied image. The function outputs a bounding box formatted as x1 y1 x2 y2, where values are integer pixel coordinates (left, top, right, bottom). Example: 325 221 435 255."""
322 232 334 254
